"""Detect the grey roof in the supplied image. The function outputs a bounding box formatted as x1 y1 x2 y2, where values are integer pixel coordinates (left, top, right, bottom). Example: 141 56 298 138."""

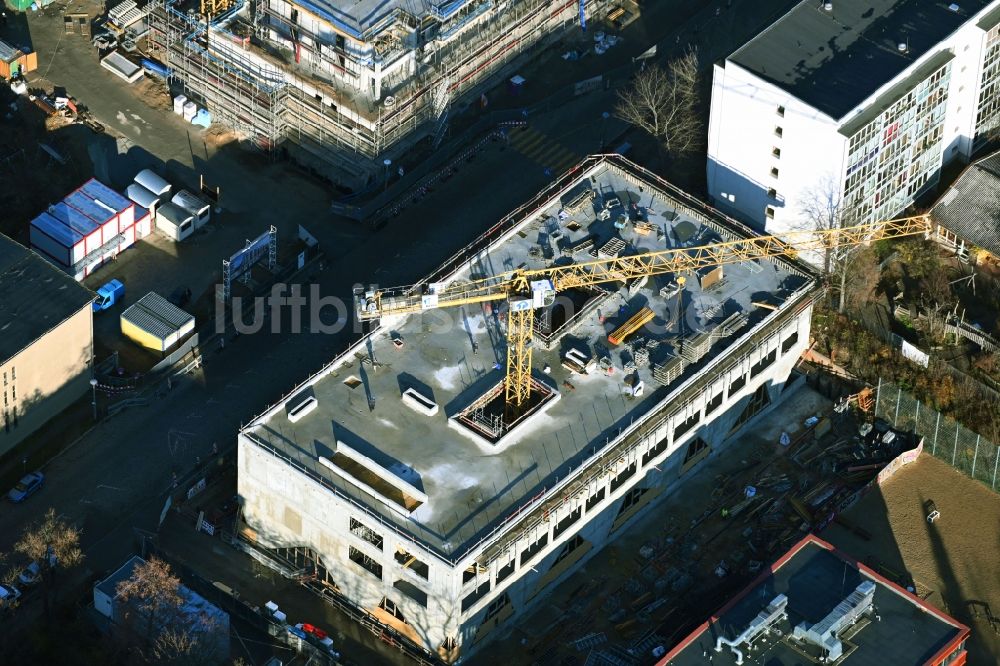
0 39 23 64
666 537 965 666
156 202 193 227
95 555 144 600
931 151 1000 255
729 0 992 120
0 234 94 365
291 0 469 39
121 292 193 340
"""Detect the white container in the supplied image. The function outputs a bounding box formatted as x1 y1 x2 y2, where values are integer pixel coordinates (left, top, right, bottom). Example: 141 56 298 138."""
182 101 197 121
172 94 187 115
134 169 171 197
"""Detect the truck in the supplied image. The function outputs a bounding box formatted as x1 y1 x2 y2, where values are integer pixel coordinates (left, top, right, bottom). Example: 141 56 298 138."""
92 279 125 312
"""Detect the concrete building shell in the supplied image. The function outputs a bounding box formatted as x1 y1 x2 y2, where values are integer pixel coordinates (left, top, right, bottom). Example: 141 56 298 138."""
236 156 821 658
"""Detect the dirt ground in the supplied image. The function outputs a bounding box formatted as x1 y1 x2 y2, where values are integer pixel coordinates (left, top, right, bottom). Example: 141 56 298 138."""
823 454 1000 666
481 382 836 665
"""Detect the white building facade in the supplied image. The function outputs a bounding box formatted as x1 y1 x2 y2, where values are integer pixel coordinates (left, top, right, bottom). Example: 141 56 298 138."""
707 0 1000 234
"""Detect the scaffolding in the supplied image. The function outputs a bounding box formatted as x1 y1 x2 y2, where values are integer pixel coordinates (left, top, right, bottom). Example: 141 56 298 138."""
149 0 604 184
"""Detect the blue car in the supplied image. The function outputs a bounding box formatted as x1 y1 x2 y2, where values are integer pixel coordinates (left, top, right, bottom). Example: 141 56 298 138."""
8 471 44 503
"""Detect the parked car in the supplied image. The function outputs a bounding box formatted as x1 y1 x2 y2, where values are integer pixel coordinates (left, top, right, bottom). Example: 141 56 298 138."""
0 584 21 608
7 471 44 503
18 561 41 586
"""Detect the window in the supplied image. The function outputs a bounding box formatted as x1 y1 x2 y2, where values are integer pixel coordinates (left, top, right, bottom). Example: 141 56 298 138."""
521 534 549 566
729 373 747 396
9 367 13 381
776 105 785 117
393 580 427 607
682 438 709 464
674 411 701 440
10 385 14 402
705 391 723 415
781 331 800 354
609 462 637 493
774 126 783 137
462 580 491 612
770 167 780 178
180 221 192 232
484 594 511 622
765 206 775 219
497 559 516 584
553 507 581 539
394 548 428 579
585 487 606 512
642 434 669 466
464 563 487 584
379 597 407 623
349 546 383 580
617 486 649 516
350 518 384 550
767 187 777 199
731 384 772 432
750 349 777 378
551 535 585 566
772 147 781 158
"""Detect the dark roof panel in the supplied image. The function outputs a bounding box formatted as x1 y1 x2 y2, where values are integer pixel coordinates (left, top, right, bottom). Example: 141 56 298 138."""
729 0 991 119
0 234 94 364
931 151 1000 255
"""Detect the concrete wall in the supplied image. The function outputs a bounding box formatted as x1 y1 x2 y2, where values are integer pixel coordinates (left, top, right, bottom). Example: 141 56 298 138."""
0 304 93 456
238 303 813 658
707 61 847 234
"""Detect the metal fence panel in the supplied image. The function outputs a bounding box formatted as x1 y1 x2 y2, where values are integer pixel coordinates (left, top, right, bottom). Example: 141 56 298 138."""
875 380 999 493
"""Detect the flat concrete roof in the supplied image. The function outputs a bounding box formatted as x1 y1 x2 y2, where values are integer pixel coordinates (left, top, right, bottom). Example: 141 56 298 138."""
663 536 967 666
243 157 816 558
729 0 991 120
0 234 94 365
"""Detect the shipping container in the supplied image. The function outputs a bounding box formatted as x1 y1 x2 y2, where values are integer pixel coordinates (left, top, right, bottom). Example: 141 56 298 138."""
155 202 195 241
171 190 210 228
121 292 195 352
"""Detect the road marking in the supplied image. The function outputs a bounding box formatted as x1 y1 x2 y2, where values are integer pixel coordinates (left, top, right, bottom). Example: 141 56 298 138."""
97 485 122 491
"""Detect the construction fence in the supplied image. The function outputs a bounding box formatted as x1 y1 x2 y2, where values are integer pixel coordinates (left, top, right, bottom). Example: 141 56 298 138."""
874 379 1000 492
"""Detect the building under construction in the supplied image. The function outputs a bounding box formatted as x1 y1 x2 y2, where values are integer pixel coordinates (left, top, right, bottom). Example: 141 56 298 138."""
148 0 621 188
235 155 823 659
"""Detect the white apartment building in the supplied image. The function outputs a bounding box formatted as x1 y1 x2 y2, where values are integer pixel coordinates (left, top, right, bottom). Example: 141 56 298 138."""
707 0 1000 234
236 156 821 660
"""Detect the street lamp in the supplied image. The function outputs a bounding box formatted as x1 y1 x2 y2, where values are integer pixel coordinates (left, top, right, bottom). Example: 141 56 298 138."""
90 378 98 421
600 111 610 152
383 158 392 192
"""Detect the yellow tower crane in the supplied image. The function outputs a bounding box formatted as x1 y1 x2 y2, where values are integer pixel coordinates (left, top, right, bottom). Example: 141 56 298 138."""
355 214 932 419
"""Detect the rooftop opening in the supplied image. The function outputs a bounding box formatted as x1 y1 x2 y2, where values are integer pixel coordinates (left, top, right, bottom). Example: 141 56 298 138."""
452 377 558 446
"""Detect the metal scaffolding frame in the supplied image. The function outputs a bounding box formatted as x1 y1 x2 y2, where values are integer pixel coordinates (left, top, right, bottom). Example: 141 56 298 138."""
149 0 603 182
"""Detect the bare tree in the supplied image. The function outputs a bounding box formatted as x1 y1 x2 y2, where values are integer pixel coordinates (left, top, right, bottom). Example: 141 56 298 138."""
615 50 701 156
14 508 84 621
116 557 185 650
798 177 874 313
115 557 222 665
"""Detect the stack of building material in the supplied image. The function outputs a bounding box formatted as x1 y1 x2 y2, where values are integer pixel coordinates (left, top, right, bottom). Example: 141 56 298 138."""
100 51 143 83
173 94 188 115
29 178 138 280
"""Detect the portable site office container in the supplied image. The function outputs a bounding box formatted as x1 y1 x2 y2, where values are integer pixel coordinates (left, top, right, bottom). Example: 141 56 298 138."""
80 179 135 231
29 178 139 281
134 206 152 239
30 212 86 266
121 292 195 352
171 190 210 228
134 169 171 197
127 183 160 216
155 202 194 241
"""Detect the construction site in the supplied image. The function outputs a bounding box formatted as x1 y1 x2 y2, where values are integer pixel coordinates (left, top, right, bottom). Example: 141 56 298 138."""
228 154 953 662
145 0 623 188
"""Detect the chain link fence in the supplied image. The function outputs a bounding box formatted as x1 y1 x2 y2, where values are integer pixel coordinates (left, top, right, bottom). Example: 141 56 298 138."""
874 379 1000 491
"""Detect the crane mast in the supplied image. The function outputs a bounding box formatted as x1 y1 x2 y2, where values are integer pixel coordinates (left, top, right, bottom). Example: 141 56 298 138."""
355 214 931 419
